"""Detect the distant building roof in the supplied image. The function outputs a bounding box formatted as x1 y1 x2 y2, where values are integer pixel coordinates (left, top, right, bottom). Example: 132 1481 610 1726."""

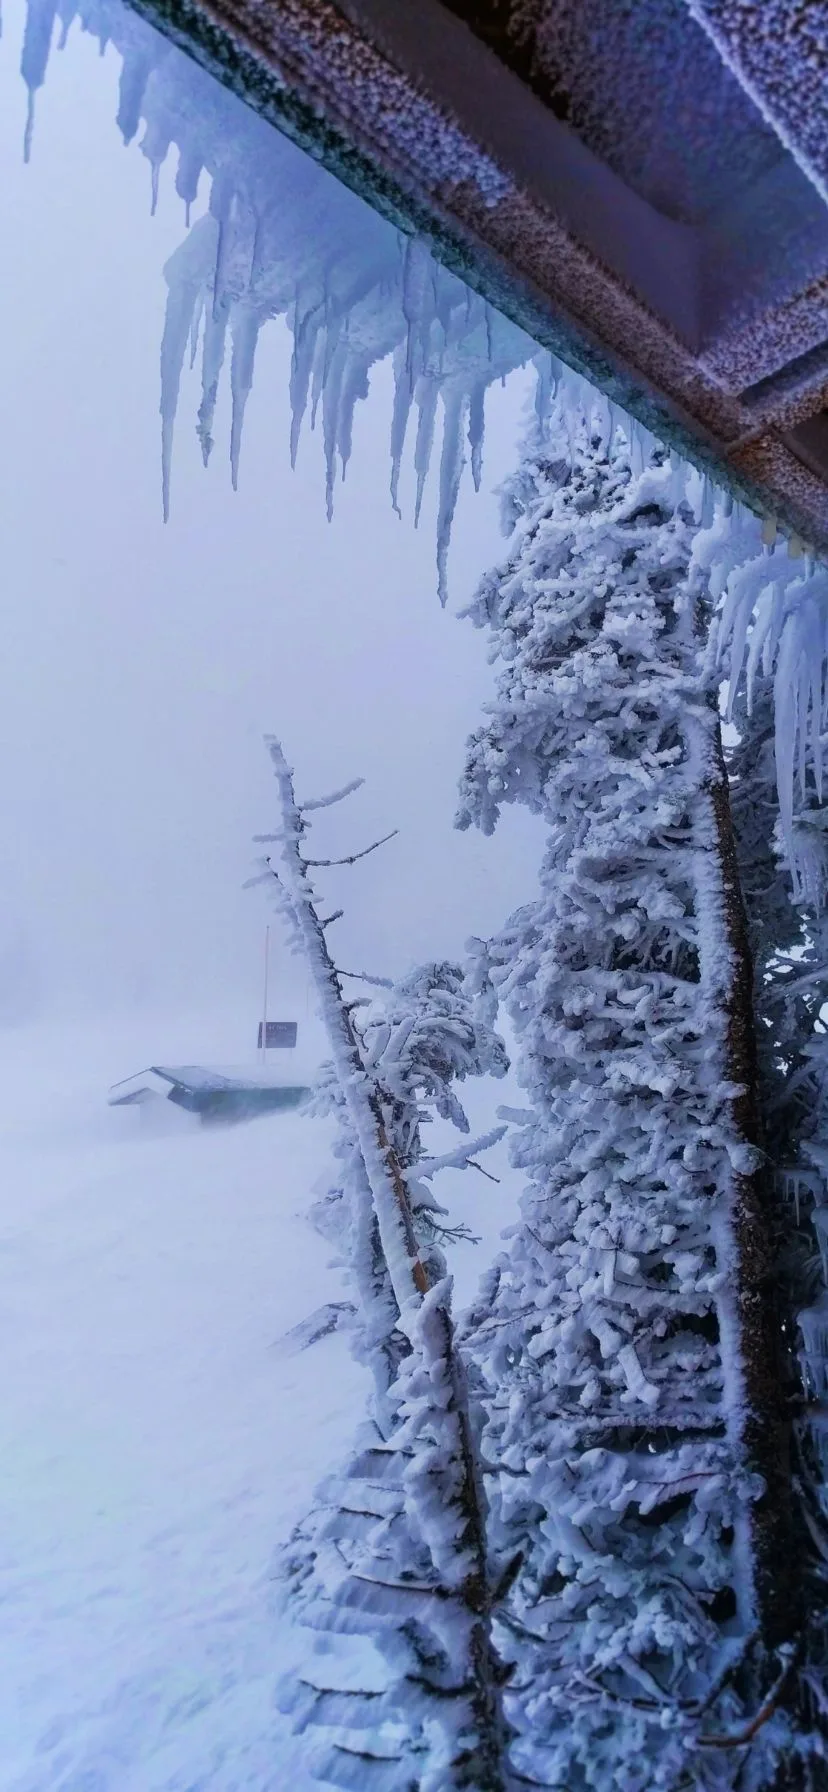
108 1065 308 1122
129 0 828 553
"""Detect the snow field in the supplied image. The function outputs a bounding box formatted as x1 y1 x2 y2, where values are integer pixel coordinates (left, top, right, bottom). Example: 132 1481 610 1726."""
0 1016 366 1791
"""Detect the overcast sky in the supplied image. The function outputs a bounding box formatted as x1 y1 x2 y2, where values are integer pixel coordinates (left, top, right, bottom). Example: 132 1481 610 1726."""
0 1 542 1043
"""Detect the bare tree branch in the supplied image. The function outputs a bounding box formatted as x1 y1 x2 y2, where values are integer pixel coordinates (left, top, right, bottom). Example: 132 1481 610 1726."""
698 1646 797 1748
335 967 393 988
302 829 398 868
467 1158 501 1184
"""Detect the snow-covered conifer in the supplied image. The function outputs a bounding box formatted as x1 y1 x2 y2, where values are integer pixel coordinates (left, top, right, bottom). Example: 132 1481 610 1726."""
308 958 508 1421
457 418 797 1787
261 745 514 1791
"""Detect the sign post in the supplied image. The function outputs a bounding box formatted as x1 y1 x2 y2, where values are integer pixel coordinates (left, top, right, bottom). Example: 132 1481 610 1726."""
258 928 298 1054
261 926 270 1062
257 1020 298 1050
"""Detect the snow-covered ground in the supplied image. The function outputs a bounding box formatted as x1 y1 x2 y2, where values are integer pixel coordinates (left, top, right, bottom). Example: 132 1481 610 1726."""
0 1012 513 1789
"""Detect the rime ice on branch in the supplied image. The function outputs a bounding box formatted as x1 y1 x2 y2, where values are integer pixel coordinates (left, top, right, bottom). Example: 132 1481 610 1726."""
457 414 797 1788
260 744 513 1790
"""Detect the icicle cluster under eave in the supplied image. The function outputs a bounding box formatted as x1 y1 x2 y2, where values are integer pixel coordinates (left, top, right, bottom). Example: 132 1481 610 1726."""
17 0 558 603
710 520 828 893
19 0 828 724
15 0 728 606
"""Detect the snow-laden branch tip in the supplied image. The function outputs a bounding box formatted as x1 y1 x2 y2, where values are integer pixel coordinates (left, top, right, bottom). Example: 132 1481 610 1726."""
241 866 276 890
302 829 399 868
335 967 394 988
417 1124 508 1179
297 777 365 812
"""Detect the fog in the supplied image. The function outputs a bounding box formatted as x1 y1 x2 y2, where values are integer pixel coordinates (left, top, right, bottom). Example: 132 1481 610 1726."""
0 1 542 1052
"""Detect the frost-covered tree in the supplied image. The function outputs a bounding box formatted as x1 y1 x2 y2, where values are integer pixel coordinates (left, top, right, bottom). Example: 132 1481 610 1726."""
259 744 514 1791
308 957 509 1419
456 419 798 1787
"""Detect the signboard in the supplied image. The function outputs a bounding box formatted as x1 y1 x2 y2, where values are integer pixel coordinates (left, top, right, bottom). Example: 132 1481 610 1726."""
258 1020 298 1050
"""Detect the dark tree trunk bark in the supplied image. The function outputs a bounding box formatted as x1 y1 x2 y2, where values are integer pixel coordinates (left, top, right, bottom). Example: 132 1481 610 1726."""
708 723 798 1660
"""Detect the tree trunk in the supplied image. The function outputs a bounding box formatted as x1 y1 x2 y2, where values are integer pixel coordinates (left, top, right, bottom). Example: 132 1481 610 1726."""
707 723 797 1655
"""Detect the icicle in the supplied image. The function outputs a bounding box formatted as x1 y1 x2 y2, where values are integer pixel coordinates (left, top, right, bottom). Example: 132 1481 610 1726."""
625 414 655 482
744 583 777 713
430 261 451 366
775 612 802 860
117 46 155 146
229 306 260 490
797 653 810 806
413 376 439 527
141 113 173 220
20 0 58 164
468 380 485 493
809 629 824 806
176 142 202 222
209 169 236 323
289 297 323 470
722 557 772 720
159 222 216 520
309 328 326 436
685 462 704 522
197 300 230 468
799 1292 828 1396
812 1210 828 1288
400 235 434 390
23 87 36 164
188 287 204 370
593 391 612 453
322 338 348 521
532 351 558 438
335 353 370 486
436 387 466 608
667 449 686 510
389 346 413 518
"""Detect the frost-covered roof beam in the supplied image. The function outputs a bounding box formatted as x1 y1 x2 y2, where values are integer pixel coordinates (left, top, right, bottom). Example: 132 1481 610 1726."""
112 0 828 557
